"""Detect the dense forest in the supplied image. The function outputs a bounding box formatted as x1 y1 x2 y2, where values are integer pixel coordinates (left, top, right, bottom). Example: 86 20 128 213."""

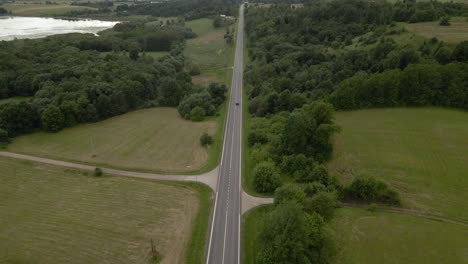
0 19 225 140
244 0 467 262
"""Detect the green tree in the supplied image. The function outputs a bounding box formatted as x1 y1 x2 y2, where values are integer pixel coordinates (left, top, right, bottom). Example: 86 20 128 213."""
274 184 306 206
257 202 309 264
200 133 213 146
41 105 65 132
0 128 9 143
452 41 468 62
435 47 453 65
304 192 337 221
439 16 451 26
190 106 206 121
129 43 140 60
253 161 281 193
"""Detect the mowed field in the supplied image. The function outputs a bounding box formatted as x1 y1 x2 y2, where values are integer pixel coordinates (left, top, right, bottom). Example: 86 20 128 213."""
0 156 202 264
332 208 468 264
2 3 94 16
185 18 235 86
403 17 468 44
328 107 468 221
7 108 217 173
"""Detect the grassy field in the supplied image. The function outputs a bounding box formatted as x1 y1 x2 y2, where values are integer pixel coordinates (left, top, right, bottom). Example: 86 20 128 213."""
0 156 210 264
185 18 235 86
403 17 468 44
332 208 468 264
3 3 94 16
328 107 468 221
7 107 217 174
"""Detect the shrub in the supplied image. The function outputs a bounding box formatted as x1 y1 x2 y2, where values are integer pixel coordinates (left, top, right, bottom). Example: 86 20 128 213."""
190 106 206 121
41 105 65 132
304 191 338 221
94 167 103 177
304 182 327 197
439 16 451 26
274 184 305 206
253 161 281 193
200 133 213 146
344 177 401 206
367 203 378 212
0 128 9 144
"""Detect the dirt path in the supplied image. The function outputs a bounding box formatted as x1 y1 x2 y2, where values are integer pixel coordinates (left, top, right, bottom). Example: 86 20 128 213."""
0 151 218 191
342 202 468 227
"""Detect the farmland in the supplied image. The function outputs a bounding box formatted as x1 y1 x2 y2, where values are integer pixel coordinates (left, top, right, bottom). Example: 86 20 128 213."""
0 156 210 264
185 18 235 86
332 208 468 264
403 17 468 44
7 108 217 173
328 107 468 221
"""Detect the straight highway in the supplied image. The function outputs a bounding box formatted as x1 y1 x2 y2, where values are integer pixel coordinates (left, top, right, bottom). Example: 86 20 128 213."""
206 4 245 264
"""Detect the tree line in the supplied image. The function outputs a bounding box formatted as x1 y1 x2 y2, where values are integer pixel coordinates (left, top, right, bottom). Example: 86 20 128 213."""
0 21 227 140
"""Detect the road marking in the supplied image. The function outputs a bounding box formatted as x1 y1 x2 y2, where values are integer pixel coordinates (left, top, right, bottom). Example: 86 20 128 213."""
222 210 229 264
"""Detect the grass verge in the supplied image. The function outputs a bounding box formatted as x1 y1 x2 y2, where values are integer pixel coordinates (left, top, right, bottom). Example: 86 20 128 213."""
241 205 274 264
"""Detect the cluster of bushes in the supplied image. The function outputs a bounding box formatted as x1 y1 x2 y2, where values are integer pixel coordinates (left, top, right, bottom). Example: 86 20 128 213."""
178 83 227 121
249 102 339 194
344 177 401 206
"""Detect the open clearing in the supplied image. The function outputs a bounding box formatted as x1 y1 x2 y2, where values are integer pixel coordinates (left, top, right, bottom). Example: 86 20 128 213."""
328 107 468 221
185 18 235 86
332 208 468 264
2 3 94 16
7 107 217 173
0 156 202 264
403 17 468 44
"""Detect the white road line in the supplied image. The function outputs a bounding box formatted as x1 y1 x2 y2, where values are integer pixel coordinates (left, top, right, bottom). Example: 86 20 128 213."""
222 210 229 264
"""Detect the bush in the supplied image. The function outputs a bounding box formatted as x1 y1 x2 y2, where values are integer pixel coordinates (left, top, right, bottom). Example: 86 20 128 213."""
190 106 206 121
304 192 338 221
0 128 9 144
304 182 327 197
440 16 451 26
41 105 65 132
274 184 305 206
94 167 103 177
344 177 401 206
200 133 213 146
253 161 281 193
367 203 378 212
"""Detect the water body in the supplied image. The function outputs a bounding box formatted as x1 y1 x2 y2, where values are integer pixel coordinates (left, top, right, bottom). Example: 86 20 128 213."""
0 16 118 41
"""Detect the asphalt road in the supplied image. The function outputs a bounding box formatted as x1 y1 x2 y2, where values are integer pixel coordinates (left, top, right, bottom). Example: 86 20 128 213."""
206 4 244 264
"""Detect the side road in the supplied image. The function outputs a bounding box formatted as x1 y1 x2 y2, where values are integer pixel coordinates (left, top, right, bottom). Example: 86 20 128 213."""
0 151 218 190
0 151 273 213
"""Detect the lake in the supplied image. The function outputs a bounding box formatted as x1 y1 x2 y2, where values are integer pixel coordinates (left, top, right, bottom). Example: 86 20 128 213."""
0 16 118 41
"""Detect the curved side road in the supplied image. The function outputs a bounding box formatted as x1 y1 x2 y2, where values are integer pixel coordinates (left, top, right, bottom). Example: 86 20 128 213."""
0 151 219 191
